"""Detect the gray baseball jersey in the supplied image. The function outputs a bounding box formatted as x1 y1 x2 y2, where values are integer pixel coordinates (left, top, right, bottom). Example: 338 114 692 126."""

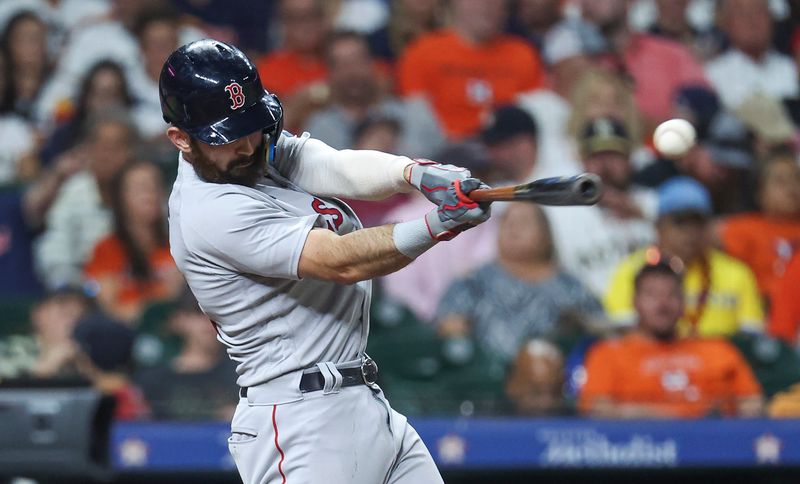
168 132 370 392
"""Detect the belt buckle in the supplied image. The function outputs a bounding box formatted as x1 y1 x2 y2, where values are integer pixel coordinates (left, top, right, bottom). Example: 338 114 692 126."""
360 356 378 386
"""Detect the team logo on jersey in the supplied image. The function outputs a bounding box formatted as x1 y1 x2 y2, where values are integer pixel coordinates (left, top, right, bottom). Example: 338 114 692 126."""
224 82 245 110
312 199 344 231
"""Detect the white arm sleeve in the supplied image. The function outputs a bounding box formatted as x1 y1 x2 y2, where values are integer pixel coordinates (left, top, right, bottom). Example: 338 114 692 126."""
274 132 416 200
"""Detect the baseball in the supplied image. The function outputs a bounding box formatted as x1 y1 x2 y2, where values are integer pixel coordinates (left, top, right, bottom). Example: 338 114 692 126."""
654 119 696 158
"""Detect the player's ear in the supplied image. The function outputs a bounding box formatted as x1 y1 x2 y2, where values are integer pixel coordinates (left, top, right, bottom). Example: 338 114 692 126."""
167 126 192 154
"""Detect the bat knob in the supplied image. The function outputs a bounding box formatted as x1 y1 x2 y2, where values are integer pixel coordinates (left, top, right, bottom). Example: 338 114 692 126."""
575 173 603 205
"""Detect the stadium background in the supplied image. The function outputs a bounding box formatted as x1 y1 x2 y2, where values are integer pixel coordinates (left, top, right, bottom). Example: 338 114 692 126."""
0 0 800 482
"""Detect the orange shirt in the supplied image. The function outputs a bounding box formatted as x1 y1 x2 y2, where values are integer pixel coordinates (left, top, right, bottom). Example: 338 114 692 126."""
770 253 800 344
84 235 177 307
580 333 761 418
397 29 544 138
255 50 327 97
721 214 800 297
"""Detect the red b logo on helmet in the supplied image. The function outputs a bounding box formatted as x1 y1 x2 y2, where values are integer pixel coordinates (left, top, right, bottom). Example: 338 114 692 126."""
224 82 245 110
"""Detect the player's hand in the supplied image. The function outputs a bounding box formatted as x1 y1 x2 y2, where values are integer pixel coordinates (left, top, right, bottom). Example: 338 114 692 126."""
424 178 491 241
407 159 472 205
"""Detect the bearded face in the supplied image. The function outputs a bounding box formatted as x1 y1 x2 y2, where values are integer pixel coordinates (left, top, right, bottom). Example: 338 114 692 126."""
188 134 266 187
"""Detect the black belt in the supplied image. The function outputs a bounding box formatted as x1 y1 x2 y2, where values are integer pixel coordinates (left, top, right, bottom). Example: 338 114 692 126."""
240 358 378 398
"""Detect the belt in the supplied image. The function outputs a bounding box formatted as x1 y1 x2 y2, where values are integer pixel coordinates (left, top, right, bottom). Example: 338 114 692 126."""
240 357 378 398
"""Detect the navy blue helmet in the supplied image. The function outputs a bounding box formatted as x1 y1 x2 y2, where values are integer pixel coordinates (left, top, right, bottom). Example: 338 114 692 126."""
159 39 283 147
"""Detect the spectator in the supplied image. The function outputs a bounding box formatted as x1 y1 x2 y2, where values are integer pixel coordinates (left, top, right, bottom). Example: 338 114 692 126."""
303 31 444 158
605 177 764 336
0 187 45 296
544 117 656 296
770 253 800 345
39 60 133 167
170 0 273 52
648 0 722 61
84 160 183 323
506 338 566 416
380 141 497 321
32 0 203 129
367 0 445 62
581 262 764 418
507 0 564 50
517 22 607 178
578 0 708 128
566 69 643 156
256 0 331 131
397 0 544 138
481 105 541 184
705 0 799 110
0 50 37 184
720 150 800 299
0 0 109 57
0 10 51 119
435 203 604 366
137 290 238 420
72 313 150 420
35 109 137 289
127 6 181 142
0 287 91 379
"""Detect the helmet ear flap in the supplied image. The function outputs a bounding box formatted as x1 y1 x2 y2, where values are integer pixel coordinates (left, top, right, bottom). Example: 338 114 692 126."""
264 93 284 166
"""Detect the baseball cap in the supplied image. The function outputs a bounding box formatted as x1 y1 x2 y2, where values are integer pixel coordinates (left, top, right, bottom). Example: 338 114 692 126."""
735 93 796 144
657 176 712 218
579 117 631 157
72 314 135 372
702 112 755 169
481 105 538 146
542 20 608 65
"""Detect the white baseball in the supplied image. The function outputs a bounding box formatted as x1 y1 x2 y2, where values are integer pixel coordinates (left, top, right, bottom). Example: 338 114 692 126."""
654 119 696 158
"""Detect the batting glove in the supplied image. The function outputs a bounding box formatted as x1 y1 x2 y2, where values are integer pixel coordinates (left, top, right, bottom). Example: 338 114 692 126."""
408 159 472 206
425 178 491 241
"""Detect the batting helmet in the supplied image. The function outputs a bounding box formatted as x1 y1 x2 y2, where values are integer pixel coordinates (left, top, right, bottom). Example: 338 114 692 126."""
159 39 283 150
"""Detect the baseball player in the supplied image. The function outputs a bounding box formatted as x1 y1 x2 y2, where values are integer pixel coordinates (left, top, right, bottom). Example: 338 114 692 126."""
160 40 491 484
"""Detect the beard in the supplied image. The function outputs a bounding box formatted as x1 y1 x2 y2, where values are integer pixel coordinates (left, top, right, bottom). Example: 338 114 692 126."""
188 136 266 188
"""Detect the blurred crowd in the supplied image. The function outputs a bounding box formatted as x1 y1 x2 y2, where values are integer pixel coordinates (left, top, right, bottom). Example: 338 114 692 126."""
1 0 800 421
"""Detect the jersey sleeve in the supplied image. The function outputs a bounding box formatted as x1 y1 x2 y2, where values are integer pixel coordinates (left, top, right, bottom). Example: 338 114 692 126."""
273 132 413 200
186 193 318 280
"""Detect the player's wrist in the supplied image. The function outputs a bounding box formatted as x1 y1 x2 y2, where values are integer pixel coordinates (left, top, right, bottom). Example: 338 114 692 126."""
392 217 439 259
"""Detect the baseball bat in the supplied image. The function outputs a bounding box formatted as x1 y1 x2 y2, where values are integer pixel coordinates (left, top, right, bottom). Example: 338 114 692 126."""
468 173 603 206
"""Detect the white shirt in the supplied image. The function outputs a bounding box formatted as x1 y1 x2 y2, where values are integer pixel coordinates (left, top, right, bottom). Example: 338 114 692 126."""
34 170 112 289
0 115 35 184
544 189 657 296
516 90 583 179
705 49 799 109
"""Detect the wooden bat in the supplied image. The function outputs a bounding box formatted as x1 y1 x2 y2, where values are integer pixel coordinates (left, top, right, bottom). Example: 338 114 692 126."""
469 173 603 206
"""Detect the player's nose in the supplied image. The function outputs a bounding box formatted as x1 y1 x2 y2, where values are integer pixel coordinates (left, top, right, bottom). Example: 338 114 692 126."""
234 135 257 156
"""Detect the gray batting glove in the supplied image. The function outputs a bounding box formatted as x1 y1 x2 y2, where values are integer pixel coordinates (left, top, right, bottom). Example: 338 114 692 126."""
408 159 472 206
424 179 491 241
